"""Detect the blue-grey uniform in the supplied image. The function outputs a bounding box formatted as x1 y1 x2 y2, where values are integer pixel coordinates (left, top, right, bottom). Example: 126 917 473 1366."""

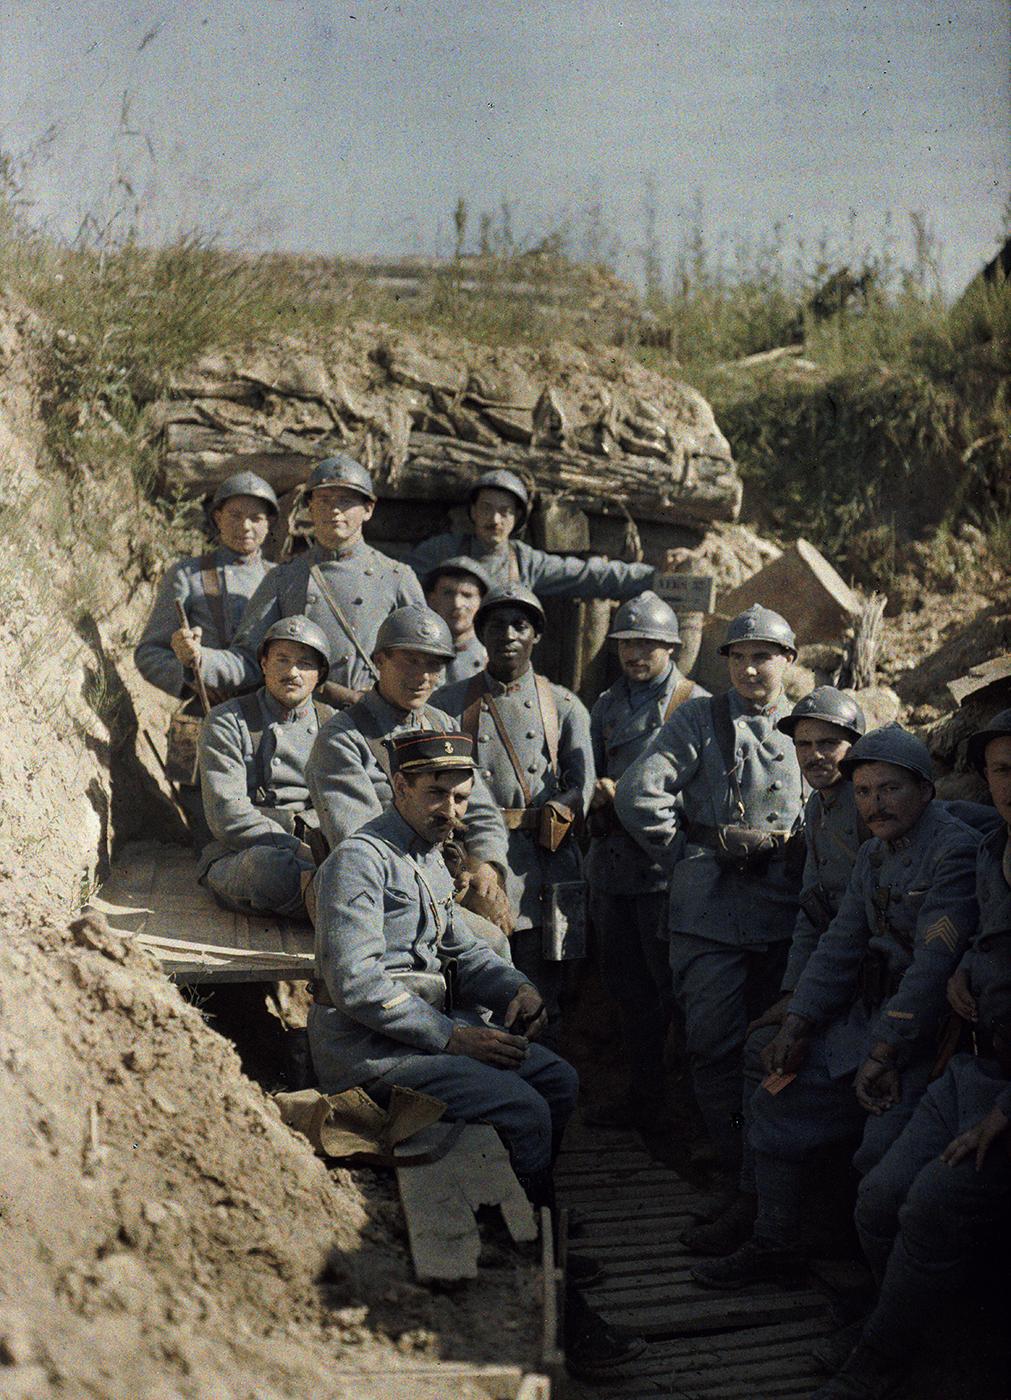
409 531 655 600
587 663 708 1107
305 689 509 872
435 667 595 1041
200 542 424 696
197 688 330 917
134 545 274 699
966 825 1011 998
747 801 982 1253
444 633 487 686
307 806 578 1176
614 688 804 1167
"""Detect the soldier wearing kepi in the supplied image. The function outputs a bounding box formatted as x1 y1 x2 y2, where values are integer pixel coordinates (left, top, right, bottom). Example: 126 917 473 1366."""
305 605 510 933
687 686 868 1255
809 712 1011 1400
693 724 982 1291
197 616 332 919
134 469 279 700
615 604 805 1179
206 455 424 707
584 592 708 1131
422 555 491 685
435 584 595 1049
409 468 656 600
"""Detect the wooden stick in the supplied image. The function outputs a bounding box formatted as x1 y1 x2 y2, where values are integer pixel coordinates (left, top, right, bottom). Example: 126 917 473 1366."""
175 600 212 716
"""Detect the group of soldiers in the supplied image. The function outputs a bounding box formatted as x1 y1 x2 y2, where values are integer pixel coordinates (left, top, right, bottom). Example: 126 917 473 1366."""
135 455 1011 1395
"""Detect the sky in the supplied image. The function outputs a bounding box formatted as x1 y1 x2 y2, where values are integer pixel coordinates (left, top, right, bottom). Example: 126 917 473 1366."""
3 1 1008 294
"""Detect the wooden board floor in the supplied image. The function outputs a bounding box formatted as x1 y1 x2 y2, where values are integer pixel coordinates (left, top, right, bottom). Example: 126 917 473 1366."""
88 841 315 983
556 1118 837 1399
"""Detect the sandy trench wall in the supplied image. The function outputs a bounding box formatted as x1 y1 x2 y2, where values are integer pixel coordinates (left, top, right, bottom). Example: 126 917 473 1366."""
0 296 435 1397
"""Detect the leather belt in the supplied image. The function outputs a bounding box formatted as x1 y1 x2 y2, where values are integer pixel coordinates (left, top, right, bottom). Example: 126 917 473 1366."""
502 807 542 831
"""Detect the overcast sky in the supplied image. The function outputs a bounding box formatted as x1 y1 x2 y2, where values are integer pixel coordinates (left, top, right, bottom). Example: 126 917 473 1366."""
3 1 1008 293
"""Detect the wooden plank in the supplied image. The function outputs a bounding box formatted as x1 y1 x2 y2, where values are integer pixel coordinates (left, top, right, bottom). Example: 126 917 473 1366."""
948 653 1011 704
396 1125 536 1283
654 573 717 614
598 1290 826 1337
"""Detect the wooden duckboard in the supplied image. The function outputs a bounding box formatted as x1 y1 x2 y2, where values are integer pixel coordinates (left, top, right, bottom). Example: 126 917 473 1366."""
89 841 314 984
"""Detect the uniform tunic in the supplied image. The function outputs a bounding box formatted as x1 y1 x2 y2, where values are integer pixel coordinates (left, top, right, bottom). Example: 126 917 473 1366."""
963 824 1011 1003
201 541 424 695
197 688 327 914
409 531 655 600
307 807 578 1173
615 688 805 943
782 779 866 990
434 667 595 931
443 633 487 686
134 545 273 698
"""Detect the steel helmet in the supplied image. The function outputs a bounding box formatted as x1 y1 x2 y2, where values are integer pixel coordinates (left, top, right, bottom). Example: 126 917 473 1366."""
373 605 456 661
257 615 331 683
966 708 1011 774
609 591 681 645
719 604 797 658
209 470 279 515
306 454 376 501
839 723 933 785
778 686 867 742
475 583 546 636
468 469 531 528
422 555 492 597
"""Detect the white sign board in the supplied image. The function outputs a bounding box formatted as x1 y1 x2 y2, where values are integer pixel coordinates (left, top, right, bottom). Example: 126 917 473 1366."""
654 573 717 614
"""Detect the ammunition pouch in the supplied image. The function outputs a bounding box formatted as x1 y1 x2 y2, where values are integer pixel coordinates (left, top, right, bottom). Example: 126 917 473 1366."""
799 883 836 934
856 949 903 1013
689 822 795 876
538 800 575 853
502 807 542 832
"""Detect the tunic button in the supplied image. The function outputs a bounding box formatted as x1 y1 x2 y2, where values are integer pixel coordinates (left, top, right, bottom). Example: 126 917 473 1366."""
353 597 363 605
339 655 349 664
307 593 318 604
771 780 782 791
483 769 492 777
526 730 537 739
364 568 374 576
478 735 488 743
767 811 780 821
523 700 533 709
527 764 538 773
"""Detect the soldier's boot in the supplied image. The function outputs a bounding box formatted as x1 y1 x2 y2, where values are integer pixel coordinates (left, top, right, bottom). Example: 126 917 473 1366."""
811 1317 868 1374
691 1236 806 1291
564 1287 646 1383
516 1168 603 1288
808 1341 902 1399
681 1191 757 1255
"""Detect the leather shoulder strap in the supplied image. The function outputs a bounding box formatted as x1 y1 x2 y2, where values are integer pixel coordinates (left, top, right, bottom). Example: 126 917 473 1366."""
663 676 696 723
236 692 267 799
480 683 533 807
309 563 380 681
508 544 521 584
311 700 335 729
460 673 487 743
346 696 391 777
199 553 230 645
534 673 560 775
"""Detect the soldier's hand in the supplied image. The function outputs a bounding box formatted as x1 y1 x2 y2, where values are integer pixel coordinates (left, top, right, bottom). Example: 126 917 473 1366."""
295 841 314 864
946 965 976 1022
854 1056 901 1115
467 862 499 902
504 983 548 1042
171 625 203 669
761 1014 812 1075
940 1104 1010 1171
317 681 368 710
446 1025 529 1068
748 993 792 1035
591 777 617 810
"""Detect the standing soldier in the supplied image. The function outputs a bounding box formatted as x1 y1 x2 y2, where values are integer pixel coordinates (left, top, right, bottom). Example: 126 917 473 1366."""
202 455 424 708
435 584 595 1048
134 469 279 701
693 725 981 1291
614 604 805 1181
409 468 656 601
583 592 708 1131
687 686 868 1254
197 617 332 919
422 555 491 684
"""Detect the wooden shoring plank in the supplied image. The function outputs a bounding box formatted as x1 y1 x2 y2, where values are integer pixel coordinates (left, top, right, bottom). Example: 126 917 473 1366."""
638 1315 826 1359
562 1200 699 1226
556 1157 679 1180
567 1221 697 1247
615 1331 828 1377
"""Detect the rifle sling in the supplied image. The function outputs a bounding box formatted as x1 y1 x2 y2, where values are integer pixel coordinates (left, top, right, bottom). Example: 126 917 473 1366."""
200 554 230 646
710 692 746 821
309 563 381 682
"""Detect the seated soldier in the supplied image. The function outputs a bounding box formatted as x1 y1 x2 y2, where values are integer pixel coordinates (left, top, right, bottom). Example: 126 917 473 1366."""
693 724 981 1290
812 710 1011 1400
584 592 708 1132
134 470 278 700
201 455 424 709
688 687 868 1255
423 555 491 684
434 584 595 1049
409 467 656 600
305 605 509 922
197 617 332 919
